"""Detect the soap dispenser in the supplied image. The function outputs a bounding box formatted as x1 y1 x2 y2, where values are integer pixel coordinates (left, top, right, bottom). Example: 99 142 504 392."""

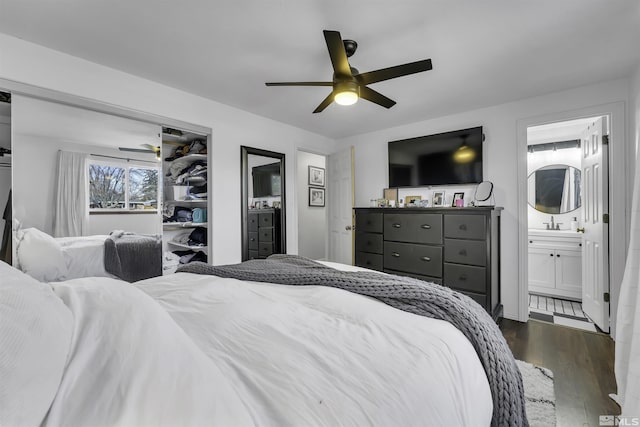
571 217 578 232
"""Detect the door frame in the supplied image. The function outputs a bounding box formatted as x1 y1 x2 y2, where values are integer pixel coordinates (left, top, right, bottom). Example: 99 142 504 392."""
516 102 627 333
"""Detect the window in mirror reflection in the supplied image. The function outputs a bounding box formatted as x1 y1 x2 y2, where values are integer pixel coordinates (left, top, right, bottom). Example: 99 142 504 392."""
89 162 159 211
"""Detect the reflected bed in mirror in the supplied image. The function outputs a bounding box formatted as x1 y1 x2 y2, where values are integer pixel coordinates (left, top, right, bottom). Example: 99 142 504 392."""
527 164 581 214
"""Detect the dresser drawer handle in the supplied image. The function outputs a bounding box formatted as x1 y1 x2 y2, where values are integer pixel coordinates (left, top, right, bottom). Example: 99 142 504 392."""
250 238 256 242
392 223 401 228
459 249 467 256
420 224 431 229
459 274 468 281
391 252 400 258
366 260 371 265
420 256 431 262
459 224 467 231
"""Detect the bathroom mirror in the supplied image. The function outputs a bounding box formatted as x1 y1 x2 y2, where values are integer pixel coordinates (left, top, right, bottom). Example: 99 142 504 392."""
241 146 286 261
527 164 581 214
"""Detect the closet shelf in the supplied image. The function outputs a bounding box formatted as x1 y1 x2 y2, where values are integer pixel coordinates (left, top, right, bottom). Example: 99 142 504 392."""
167 241 207 253
163 222 207 229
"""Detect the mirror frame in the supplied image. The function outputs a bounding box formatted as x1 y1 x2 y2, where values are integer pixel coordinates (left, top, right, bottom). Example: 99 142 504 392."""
241 146 286 261
527 163 581 214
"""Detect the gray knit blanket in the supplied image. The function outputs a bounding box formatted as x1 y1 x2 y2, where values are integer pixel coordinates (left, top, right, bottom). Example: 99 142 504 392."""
104 231 162 282
178 255 527 426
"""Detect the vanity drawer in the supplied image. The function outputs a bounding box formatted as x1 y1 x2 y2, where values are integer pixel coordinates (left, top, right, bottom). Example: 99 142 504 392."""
356 232 383 254
444 214 486 240
384 269 443 285
383 241 442 277
259 212 273 227
355 251 383 271
444 263 486 293
384 214 443 244
444 239 487 266
248 232 258 250
248 214 259 232
356 212 383 233
259 227 274 242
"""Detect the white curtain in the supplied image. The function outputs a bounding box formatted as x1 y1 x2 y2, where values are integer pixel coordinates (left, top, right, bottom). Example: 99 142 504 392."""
560 168 571 212
614 148 640 414
53 151 88 237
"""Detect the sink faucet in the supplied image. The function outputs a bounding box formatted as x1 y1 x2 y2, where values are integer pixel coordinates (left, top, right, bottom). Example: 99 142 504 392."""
550 216 554 230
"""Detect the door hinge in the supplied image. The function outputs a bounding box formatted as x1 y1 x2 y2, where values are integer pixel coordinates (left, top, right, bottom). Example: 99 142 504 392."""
603 213 609 224
604 292 610 303
603 135 609 145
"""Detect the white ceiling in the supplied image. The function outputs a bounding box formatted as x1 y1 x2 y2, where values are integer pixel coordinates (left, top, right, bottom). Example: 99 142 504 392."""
1 1 639 139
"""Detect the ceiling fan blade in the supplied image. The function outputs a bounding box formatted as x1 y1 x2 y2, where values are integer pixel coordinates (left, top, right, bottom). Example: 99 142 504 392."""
359 86 396 109
119 147 154 153
265 82 333 87
323 30 352 78
356 59 432 85
313 92 335 114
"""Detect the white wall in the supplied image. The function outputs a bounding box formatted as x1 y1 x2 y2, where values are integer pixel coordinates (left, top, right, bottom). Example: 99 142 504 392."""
0 34 337 264
297 151 327 260
336 78 631 320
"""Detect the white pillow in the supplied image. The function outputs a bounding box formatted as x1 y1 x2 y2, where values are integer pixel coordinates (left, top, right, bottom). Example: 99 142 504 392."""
16 227 68 282
0 261 74 427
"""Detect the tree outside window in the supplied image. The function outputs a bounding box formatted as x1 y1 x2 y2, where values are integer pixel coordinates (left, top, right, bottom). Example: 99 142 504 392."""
89 163 159 211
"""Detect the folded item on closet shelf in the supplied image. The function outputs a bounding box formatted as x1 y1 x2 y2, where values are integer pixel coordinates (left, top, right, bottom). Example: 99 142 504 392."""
164 206 193 223
171 232 191 245
172 249 207 264
190 184 207 194
187 227 207 247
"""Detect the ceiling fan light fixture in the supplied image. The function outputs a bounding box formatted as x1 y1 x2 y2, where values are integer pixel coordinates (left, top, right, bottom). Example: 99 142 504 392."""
334 81 359 106
453 145 476 163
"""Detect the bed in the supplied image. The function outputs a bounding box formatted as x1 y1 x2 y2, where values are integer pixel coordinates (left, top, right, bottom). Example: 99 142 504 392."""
13 227 161 282
0 257 525 427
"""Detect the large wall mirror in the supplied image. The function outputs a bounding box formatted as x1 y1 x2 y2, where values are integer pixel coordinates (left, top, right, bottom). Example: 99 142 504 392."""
527 164 581 214
241 146 286 261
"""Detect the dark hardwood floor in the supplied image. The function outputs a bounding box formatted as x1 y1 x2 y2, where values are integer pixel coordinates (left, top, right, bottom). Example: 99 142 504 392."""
500 318 619 427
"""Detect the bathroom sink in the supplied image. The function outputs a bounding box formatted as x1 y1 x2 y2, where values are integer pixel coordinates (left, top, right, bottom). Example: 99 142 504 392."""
528 228 580 236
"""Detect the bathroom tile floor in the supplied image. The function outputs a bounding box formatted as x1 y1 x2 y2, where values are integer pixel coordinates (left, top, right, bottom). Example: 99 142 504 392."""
528 294 599 333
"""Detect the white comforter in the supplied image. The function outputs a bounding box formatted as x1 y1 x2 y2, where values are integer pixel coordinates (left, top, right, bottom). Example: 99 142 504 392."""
46 267 493 426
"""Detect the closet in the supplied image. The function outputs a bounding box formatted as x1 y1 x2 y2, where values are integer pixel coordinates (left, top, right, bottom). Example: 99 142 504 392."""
0 92 11 264
161 127 210 273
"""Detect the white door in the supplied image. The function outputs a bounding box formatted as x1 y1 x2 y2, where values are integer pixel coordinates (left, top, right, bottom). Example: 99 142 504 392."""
328 147 354 264
581 116 609 332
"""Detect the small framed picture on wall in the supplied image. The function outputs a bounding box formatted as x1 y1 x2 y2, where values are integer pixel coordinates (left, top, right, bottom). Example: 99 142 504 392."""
432 191 445 207
308 166 325 187
309 187 325 207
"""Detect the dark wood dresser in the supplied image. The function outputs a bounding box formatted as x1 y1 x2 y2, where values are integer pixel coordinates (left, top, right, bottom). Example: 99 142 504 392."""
248 208 282 259
354 207 502 319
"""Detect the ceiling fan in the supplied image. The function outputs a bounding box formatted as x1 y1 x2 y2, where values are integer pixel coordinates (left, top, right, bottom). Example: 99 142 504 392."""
265 30 433 113
119 144 161 160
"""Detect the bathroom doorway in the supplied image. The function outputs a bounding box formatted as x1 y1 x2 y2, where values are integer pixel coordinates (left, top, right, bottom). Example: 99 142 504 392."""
526 115 610 333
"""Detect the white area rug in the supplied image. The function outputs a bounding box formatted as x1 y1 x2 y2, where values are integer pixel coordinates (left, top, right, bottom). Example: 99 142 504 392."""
517 360 556 427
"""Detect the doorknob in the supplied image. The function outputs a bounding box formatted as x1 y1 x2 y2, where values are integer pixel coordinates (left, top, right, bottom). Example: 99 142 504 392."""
577 227 585 233
345 225 352 231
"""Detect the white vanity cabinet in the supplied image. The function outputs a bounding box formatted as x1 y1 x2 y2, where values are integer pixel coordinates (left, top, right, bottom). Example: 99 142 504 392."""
528 230 582 300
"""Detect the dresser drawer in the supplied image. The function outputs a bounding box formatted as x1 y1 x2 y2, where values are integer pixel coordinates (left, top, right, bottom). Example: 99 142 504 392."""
444 214 486 240
356 232 383 254
258 242 274 257
248 232 258 250
384 269 443 285
444 239 487 266
383 241 442 277
457 290 487 309
259 227 274 242
356 212 383 233
259 212 273 227
444 263 486 293
248 214 259 232
355 252 383 271
384 214 443 244
249 250 259 260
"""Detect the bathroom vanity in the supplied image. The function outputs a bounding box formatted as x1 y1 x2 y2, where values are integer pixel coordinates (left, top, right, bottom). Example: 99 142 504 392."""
528 229 582 300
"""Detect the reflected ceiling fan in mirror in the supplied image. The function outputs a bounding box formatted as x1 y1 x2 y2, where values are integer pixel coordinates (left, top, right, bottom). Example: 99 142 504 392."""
119 144 161 160
265 30 433 113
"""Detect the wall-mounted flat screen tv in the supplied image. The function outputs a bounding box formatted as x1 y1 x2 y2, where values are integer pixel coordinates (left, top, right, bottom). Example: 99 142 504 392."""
252 162 281 197
388 126 483 187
